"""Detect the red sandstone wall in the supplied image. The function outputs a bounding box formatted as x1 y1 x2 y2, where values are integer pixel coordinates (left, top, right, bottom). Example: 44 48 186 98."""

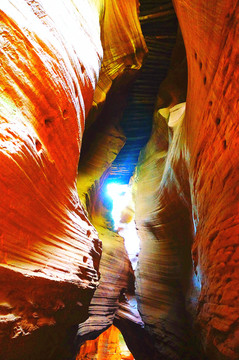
134 2 239 359
173 0 239 358
77 325 134 360
0 1 102 358
1 1 237 359
0 1 146 359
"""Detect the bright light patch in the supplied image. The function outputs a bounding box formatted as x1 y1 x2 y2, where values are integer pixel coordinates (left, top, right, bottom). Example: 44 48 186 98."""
193 268 202 291
107 183 140 270
107 183 129 230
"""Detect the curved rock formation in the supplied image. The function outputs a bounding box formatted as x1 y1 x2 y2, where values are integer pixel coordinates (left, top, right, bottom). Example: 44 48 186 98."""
1 0 238 359
0 0 146 359
77 325 134 360
133 1 239 359
73 196 133 345
0 0 102 357
173 0 239 358
134 101 198 360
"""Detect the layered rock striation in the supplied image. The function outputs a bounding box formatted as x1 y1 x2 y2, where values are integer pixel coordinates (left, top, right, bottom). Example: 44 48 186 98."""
173 0 239 358
0 1 103 358
0 0 146 359
133 1 239 359
0 0 238 359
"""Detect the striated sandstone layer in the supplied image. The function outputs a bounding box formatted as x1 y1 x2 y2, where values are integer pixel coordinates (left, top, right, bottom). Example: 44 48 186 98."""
134 1 239 360
86 0 147 130
172 0 239 358
74 209 133 349
134 104 199 360
0 0 146 359
0 0 103 358
74 180 146 359
1 0 238 359
75 1 148 356
133 29 199 360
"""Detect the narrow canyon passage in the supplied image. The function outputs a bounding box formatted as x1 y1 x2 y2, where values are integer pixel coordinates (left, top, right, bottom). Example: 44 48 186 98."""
0 1 238 360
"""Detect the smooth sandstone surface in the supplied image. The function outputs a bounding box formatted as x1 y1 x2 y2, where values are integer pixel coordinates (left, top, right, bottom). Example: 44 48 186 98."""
77 325 134 360
0 0 238 359
0 1 102 358
173 1 239 358
133 1 239 359
0 0 146 359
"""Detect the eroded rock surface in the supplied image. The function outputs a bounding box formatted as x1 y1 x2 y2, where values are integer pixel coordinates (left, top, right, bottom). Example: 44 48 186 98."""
172 1 239 358
77 325 134 360
0 0 238 359
133 1 239 359
0 1 103 358
0 0 146 359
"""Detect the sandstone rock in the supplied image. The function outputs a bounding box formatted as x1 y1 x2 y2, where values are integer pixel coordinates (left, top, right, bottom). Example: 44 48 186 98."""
173 0 239 358
0 0 146 359
77 325 134 360
1 0 238 359
133 1 239 359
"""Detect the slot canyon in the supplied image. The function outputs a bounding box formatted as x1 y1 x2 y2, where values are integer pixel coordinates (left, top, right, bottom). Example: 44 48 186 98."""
0 0 238 359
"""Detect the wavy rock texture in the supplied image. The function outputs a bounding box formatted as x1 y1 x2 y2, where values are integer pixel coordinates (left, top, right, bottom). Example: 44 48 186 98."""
109 0 179 183
74 213 133 347
78 0 147 203
75 1 148 356
0 0 146 359
74 183 147 359
0 0 102 358
1 0 238 359
132 29 198 360
75 9 182 359
134 106 199 360
86 0 147 129
172 0 239 358
134 1 239 360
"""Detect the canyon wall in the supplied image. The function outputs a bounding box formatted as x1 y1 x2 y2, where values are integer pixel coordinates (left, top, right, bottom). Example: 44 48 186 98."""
134 1 239 359
77 325 134 360
0 1 103 358
0 0 238 360
173 0 239 358
0 1 146 359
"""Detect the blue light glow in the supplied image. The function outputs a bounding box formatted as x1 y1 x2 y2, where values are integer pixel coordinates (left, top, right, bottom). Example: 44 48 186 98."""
106 182 140 270
107 183 129 230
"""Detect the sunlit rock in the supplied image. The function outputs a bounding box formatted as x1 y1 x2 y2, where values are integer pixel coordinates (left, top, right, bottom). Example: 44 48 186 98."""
77 325 134 360
0 0 146 359
133 1 239 359
173 1 239 358
1 0 238 359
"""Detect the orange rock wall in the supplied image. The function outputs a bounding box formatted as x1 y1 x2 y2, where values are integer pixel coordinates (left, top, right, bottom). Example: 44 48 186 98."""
134 1 239 359
75 218 133 348
173 0 239 358
0 0 146 359
1 0 238 359
77 325 134 360
134 105 197 360
0 0 102 274
0 1 102 358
